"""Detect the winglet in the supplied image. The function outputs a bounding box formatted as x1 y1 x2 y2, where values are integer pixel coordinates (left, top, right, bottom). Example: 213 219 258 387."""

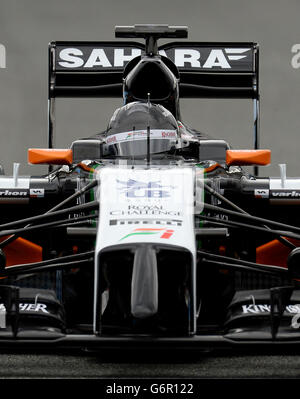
226 149 271 166
1 237 42 267
28 148 73 165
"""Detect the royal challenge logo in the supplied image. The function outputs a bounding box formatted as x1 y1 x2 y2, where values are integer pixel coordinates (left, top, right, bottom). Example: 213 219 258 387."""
116 179 176 198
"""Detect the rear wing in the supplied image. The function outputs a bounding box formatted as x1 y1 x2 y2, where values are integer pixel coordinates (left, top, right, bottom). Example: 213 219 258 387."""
48 40 259 153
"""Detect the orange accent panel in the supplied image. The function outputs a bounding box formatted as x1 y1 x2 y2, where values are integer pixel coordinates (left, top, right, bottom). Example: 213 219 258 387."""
226 150 271 166
256 238 300 268
219 245 226 256
78 163 93 172
1 237 43 267
28 148 73 165
204 163 221 173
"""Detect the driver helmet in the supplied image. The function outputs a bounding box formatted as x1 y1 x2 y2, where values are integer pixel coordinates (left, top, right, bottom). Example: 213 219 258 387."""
104 101 179 158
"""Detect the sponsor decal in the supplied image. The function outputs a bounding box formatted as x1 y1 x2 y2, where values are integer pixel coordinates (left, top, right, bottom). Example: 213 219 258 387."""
242 304 300 314
106 129 177 146
0 303 49 314
56 46 253 71
110 205 181 217
161 131 176 138
120 227 174 241
254 189 269 199
57 47 142 69
30 188 45 198
0 189 28 197
165 47 251 69
109 218 182 226
270 190 300 198
117 179 176 198
205 212 229 221
106 135 117 144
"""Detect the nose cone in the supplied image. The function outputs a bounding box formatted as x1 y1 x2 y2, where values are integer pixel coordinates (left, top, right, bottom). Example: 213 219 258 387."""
131 245 158 319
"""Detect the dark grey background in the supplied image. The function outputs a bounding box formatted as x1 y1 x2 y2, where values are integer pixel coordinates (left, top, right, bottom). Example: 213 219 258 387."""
0 0 299 177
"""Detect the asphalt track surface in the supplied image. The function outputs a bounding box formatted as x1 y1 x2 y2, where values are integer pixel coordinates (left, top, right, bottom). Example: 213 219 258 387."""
1 348 300 379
